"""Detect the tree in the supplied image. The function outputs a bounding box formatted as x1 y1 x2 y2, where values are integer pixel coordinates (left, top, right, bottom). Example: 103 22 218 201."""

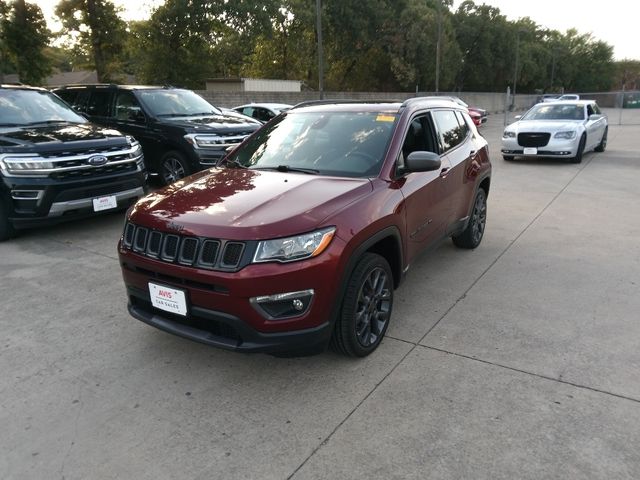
1 0 51 85
55 0 126 82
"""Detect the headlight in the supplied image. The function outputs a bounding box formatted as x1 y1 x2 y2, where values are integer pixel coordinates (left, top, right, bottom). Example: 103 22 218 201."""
554 131 576 139
502 131 515 139
0 156 54 176
253 227 336 263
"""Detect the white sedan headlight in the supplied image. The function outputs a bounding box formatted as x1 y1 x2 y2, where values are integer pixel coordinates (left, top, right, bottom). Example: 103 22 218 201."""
502 130 516 139
253 227 336 263
554 131 577 139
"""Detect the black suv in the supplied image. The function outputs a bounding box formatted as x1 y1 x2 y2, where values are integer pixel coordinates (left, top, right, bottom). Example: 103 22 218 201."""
53 85 261 185
0 85 146 240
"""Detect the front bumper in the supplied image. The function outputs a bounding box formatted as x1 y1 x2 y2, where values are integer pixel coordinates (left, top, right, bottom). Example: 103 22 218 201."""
501 136 579 157
127 286 332 354
4 169 147 229
119 236 347 354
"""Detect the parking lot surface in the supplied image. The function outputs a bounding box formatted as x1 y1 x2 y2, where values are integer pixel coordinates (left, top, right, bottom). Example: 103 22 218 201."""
1 114 639 479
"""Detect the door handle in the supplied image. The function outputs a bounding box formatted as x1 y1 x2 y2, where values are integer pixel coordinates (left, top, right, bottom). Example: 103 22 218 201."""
439 167 450 177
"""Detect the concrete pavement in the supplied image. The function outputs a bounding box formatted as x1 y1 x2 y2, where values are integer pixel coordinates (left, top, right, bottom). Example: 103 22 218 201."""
1 114 639 479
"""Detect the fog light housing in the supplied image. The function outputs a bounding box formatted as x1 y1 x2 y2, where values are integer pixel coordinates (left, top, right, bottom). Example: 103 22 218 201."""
250 289 314 320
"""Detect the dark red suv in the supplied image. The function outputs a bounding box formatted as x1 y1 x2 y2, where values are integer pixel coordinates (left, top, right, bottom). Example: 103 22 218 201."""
118 98 491 356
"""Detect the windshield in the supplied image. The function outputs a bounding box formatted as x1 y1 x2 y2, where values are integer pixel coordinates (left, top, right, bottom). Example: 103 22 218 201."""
137 89 221 117
521 104 585 121
227 111 397 178
0 89 86 126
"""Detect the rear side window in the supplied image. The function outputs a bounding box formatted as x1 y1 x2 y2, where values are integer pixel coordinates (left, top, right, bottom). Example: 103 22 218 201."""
432 109 467 152
86 90 111 117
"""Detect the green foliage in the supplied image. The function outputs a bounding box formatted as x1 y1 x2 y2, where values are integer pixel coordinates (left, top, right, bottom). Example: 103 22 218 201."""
55 0 126 82
47 0 619 93
1 0 51 85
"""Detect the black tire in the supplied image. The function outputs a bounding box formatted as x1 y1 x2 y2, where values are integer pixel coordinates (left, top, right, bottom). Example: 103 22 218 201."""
452 188 487 249
160 150 190 185
502 155 514 161
0 200 16 242
570 134 586 163
330 253 394 357
594 127 608 152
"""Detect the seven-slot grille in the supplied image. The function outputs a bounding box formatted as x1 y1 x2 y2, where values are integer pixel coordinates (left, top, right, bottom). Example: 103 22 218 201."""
123 223 245 271
518 132 551 147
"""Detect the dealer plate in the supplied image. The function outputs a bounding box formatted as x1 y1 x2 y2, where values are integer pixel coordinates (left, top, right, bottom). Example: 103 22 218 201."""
523 147 538 155
148 282 188 316
92 195 117 212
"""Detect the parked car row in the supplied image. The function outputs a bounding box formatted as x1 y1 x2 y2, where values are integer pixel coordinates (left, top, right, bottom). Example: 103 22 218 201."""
53 85 263 185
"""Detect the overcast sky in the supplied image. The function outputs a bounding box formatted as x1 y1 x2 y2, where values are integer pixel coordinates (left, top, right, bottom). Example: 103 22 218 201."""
32 0 637 61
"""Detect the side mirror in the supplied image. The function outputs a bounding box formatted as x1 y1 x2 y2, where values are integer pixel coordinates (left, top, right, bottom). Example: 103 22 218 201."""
588 114 602 121
129 110 146 124
514 115 522 120
405 151 441 172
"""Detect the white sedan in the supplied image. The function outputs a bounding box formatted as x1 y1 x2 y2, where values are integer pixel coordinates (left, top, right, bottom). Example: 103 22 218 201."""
232 103 292 123
502 101 608 163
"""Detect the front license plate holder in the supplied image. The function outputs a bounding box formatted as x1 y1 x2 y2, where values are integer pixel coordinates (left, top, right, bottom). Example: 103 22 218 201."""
148 282 188 317
92 195 118 212
523 147 538 155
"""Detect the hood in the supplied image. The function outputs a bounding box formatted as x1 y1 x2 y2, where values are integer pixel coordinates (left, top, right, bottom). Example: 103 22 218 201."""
157 112 261 133
511 120 583 133
130 168 373 240
0 122 127 152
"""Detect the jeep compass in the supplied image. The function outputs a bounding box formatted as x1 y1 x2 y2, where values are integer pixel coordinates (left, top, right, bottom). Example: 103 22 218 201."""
118 98 491 356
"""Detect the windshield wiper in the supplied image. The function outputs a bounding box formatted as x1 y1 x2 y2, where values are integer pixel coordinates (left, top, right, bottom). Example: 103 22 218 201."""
223 157 247 169
25 120 72 126
0 123 22 127
252 165 320 175
158 112 218 117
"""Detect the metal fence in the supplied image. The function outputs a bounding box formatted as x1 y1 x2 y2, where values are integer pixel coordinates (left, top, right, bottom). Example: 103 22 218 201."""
510 91 640 126
196 88 640 126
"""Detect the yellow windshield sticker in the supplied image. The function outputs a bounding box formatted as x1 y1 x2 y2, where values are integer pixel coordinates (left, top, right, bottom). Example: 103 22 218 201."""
376 115 396 122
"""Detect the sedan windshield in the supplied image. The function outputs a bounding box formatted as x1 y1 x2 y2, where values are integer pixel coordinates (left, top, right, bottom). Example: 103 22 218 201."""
522 104 585 121
0 89 86 126
137 89 221 117
227 111 397 178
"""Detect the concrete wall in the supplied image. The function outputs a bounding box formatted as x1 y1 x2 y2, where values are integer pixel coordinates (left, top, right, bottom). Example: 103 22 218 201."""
197 90 538 114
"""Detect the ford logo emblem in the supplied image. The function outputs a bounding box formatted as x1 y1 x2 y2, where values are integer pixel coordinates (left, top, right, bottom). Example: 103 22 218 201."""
87 155 108 166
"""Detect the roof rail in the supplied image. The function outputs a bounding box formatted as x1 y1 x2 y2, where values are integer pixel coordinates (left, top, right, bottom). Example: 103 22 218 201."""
400 96 456 108
291 99 403 110
55 83 119 89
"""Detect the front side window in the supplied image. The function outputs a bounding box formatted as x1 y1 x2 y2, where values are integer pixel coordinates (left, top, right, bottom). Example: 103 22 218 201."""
114 91 143 122
228 111 397 178
0 89 86 126
432 109 467 152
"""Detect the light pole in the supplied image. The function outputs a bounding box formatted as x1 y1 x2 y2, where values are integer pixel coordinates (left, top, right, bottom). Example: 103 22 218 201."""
435 0 442 93
512 29 524 110
316 0 324 100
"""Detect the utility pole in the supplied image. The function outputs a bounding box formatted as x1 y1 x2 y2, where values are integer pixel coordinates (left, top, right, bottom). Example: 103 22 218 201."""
512 29 521 110
316 0 324 100
435 0 442 93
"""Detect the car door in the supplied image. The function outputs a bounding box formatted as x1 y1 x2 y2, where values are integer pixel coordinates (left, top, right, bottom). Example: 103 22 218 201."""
586 103 606 148
398 113 453 262
431 109 476 235
85 89 113 126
